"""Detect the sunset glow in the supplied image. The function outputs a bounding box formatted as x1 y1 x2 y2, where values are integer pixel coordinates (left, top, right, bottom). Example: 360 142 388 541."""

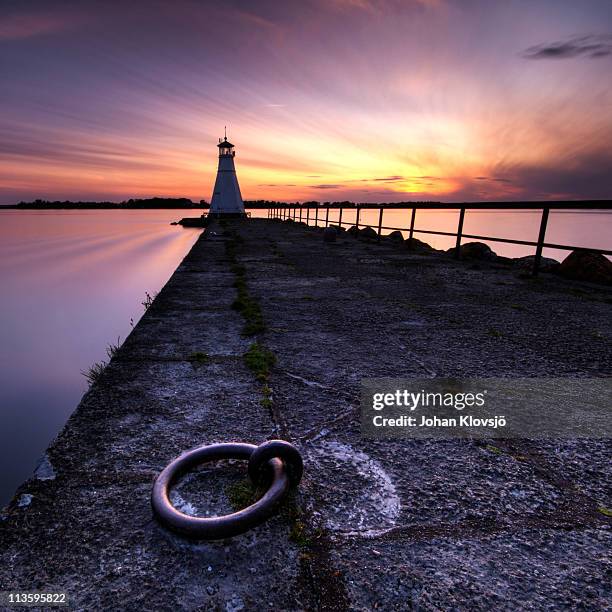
2 0 612 203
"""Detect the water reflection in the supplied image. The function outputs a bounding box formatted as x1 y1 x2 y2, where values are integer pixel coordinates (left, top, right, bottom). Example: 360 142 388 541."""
0 210 201 506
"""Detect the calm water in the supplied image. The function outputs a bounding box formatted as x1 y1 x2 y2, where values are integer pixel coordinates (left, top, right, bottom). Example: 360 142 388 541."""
252 209 612 259
0 210 201 506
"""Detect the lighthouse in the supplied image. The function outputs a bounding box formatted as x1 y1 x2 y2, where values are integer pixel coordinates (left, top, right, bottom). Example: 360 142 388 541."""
208 130 245 217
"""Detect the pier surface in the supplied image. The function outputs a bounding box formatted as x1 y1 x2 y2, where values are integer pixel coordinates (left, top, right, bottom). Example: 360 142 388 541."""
1 218 610 610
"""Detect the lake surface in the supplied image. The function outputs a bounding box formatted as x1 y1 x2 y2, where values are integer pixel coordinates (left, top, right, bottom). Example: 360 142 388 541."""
252 208 612 259
1 208 610 507
0 210 201 506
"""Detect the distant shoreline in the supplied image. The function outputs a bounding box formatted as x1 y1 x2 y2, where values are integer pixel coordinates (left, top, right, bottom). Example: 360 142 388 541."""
0 198 207 210
1 199 610 210
0 204 208 210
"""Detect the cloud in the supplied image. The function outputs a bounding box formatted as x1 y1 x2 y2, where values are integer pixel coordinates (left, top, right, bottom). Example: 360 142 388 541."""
372 175 404 182
0 127 175 173
345 175 405 183
522 35 612 60
326 0 444 12
502 151 612 199
230 9 279 31
0 11 79 41
311 184 341 189
474 176 512 183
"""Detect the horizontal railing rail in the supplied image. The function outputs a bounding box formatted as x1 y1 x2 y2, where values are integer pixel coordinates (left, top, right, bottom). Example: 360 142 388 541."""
263 203 612 275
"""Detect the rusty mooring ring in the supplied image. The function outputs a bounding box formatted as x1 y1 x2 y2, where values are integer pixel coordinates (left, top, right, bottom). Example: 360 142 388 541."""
151 440 303 539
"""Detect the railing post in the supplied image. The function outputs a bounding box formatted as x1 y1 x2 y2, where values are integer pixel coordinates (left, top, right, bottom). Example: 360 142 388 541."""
356 206 361 230
533 207 550 276
454 207 465 259
409 208 416 240
325 206 329 227
299 207 302 223
338 206 343 228
315 205 319 227
377 207 384 242
306 206 310 226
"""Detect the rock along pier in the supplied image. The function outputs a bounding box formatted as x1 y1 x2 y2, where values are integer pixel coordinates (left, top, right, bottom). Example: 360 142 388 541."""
1 218 611 610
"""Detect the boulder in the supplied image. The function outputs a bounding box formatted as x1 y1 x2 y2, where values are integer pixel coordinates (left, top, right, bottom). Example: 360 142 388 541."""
359 226 378 241
513 255 560 273
346 225 360 237
386 230 404 243
401 237 435 252
328 224 345 233
323 227 337 242
449 241 497 261
557 250 612 285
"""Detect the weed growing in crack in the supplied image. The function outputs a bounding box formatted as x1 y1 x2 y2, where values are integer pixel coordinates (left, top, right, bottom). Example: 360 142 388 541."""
225 479 262 510
244 343 276 382
141 291 157 311
82 337 122 387
226 231 265 335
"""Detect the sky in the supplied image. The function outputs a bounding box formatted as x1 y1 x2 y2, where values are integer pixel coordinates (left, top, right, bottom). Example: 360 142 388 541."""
1 0 611 204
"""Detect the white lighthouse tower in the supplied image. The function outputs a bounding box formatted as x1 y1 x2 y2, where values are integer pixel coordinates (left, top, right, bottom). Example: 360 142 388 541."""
209 130 245 217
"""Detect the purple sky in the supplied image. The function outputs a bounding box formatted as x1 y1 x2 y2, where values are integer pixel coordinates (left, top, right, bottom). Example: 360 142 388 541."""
1 0 611 203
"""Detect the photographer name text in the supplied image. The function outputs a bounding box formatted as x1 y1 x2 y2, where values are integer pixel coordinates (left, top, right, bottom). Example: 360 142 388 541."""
370 389 506 430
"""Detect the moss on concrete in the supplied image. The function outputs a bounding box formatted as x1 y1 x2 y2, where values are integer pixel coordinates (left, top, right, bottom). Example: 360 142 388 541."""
244 343 276 383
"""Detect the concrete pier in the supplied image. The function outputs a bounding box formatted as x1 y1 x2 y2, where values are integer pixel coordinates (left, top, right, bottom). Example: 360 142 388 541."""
1 219 610 610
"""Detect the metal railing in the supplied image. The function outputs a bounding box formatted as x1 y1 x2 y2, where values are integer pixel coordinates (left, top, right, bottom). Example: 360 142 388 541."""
264 202 612 275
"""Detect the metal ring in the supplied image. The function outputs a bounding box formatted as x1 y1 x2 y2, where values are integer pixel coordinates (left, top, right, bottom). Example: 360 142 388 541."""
248 439 304 487
151 442 297 540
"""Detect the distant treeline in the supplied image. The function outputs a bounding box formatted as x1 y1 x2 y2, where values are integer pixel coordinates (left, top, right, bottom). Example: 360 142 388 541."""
244 200 442 208
247 199 611 209
7 198 210 209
